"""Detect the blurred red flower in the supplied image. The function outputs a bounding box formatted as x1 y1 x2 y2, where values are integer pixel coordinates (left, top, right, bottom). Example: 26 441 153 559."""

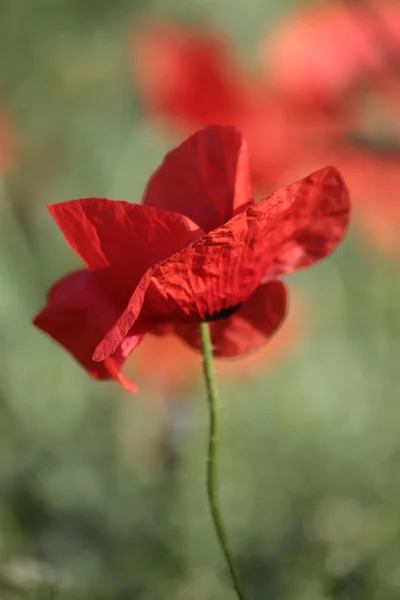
33 126 350 392
129 20 352 190
262 1 400 259
131 21 251 131
262 0 400 106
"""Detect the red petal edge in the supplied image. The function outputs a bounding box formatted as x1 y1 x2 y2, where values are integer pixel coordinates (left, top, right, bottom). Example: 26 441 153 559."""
92 269 152 363
33 269 141 392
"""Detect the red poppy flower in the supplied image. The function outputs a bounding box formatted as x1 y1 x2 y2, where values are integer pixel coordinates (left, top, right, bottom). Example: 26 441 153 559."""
33 126 350 392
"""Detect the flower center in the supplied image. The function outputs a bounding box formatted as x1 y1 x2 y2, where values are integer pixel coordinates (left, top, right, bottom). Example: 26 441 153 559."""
205 303 242 322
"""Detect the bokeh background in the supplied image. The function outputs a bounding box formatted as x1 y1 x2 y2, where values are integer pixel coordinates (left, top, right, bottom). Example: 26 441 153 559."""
1 0 400 598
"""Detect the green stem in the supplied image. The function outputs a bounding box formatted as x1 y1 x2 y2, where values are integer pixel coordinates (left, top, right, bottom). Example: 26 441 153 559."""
199 322 247 600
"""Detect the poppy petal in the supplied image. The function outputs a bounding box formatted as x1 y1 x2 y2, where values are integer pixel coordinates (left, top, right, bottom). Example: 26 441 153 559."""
174 280 288 357
92 269 152 363
142 125 253 232
95 166 348 361
33 269 141 392
261 165 350 277
48 199 202 300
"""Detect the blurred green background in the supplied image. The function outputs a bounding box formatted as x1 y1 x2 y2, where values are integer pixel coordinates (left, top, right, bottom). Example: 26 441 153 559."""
1 0 400 598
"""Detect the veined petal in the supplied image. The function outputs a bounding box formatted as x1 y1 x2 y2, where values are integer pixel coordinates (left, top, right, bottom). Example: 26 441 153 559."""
142 126 253 232
33 269 141 392
148 166 348 318
174 281 288 357
48 199 202 300
260 165 350 277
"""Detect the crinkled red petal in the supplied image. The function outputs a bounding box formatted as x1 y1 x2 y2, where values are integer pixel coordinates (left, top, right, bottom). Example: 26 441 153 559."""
92 269 152 363
261 165 350 278
95 166 349 361
174 280 288 357
33 269 141 392
147 165 348 316
143 126 253 232
48 199 202 302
